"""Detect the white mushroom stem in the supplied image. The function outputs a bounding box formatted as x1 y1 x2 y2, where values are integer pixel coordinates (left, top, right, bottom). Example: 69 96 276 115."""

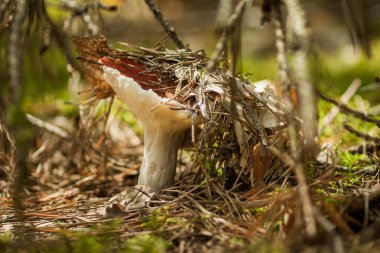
103 66 192 192
139 127 185 191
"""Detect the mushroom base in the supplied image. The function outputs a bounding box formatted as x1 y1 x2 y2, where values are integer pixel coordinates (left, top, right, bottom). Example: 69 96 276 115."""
137 126 186 192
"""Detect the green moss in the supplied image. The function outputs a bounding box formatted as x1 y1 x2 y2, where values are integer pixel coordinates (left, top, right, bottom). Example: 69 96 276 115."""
248 239 284 253
0 232 13 244
339 151 368 170
72 235 103 253
228 237 245 247
315 188 327 195
250 207 266 215
141 207 169 232
306 161 317 177
324 197 339 204
121 234 171 253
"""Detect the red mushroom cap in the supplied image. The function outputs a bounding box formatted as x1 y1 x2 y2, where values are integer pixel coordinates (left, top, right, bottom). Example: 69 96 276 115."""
100 57 162 92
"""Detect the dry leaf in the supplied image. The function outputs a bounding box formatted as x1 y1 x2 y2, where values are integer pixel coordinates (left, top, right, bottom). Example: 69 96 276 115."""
252 142 275 182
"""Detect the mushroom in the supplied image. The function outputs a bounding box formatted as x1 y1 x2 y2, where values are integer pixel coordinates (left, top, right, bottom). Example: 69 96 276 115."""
100 56 285 192
101 57 193 192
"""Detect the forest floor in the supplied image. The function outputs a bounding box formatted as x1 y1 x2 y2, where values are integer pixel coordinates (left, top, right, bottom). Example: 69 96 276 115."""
1 94 380 253
1 38 380 253
1 1 380 252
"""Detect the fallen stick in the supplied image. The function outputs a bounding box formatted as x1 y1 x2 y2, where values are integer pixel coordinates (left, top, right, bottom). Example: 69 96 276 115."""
26 114 71 140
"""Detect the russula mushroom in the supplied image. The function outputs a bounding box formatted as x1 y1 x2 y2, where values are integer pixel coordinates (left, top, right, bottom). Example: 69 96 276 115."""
101 57 193 192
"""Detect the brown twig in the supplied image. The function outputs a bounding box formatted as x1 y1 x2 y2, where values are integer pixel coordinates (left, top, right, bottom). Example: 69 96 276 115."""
270 9 317 237
343 123 380 143
285 0 317 156
144 0 186 50
272 1 291 90
348 142 380 154
318 91 380 128
42 3 77 68
206 0 250 71
215 0 233 29
7 0 27 101
269 145 317 237
320 79 361 131
272 0 302 167
6 0 29 225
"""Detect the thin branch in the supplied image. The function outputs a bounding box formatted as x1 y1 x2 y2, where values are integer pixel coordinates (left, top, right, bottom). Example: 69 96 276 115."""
320 79 361 131
284 0 317 156
272 1 291 88
42 2 77 69
268 4 318 230
7 0 28 220
343 123 380 143
206 0 250 71
7 0 27 101
272 1 301 162
318 91 380 128
215 0 233 29
348 142 380 154
144 0 186 50
269 145 317 237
